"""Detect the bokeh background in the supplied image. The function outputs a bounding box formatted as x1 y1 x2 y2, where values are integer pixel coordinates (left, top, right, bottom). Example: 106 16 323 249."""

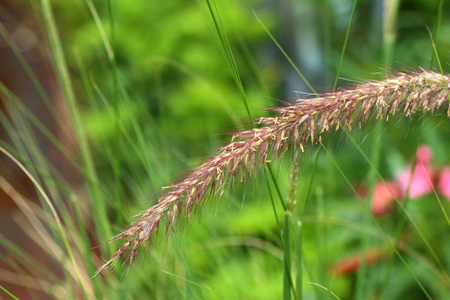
0 0 449 299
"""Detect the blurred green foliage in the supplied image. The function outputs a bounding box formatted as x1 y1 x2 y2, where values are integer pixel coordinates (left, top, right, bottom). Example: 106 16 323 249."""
54 0 277 152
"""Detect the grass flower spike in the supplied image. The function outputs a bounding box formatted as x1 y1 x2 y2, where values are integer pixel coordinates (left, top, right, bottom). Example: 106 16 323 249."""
99 70 450 273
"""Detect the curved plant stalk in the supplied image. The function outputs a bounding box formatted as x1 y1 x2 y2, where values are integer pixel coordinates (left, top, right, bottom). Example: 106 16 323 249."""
98 70 450 273
0 146 89 299
284 148 301 300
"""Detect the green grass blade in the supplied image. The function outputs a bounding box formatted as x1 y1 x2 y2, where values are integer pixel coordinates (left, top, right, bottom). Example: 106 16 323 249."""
204 0 252 120
295 220 302 300
0 285 20 300
0 146 89 299
430 0 444 68
333 0 358 91
308 282 341 300
40 0 113 259
253 12 317 96
283 212 292 300
382 0 400 67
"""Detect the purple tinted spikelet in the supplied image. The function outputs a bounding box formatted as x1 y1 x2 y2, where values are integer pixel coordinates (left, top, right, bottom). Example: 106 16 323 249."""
97 70 450 273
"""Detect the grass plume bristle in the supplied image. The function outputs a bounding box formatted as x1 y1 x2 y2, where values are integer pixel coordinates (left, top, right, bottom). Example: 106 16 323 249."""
97 70 450 274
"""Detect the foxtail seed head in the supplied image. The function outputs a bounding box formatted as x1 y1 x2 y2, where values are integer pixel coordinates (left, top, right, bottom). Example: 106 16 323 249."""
97 70 450 273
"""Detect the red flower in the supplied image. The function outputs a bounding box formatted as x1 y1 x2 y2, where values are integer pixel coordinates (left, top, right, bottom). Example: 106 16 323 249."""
330 248 387 275
370 181 402 216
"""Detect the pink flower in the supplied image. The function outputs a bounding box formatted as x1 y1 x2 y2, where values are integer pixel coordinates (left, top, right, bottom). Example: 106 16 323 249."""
358 144 450 216
370 181 402 216
395 145 434 199
438 167 450 200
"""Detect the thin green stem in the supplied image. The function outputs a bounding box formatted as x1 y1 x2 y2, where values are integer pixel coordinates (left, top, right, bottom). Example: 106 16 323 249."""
315 186 326 292
427 27 444 75
267 163 286 211
287 150 300 212
382 0 400 67
430 0 444 68
333 0 358 91
254 12 317 96
0 285 19 300
205 0 252 121
320 0 333 87
284 149 301 300
85 0 124 225
283 212 292 300
299 147 321 218
379 160 418 299
308 282 341 300
355 124 382 300
264 168 281 228
295 220 303 300
40 0 113 258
